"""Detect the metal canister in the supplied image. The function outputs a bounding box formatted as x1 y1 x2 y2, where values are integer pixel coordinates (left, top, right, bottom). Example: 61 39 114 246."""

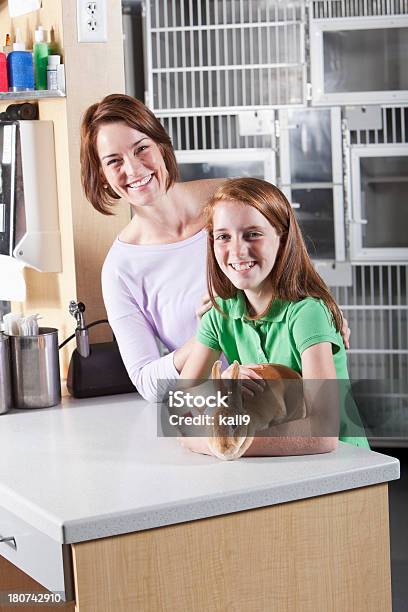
0 334 12 414
8 327 61 409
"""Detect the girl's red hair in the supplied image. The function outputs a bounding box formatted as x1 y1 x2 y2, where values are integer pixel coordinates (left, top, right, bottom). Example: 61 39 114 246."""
204 177 342 331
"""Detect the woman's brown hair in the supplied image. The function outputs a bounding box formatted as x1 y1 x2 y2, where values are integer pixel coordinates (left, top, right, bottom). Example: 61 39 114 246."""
204 177 343 332
80 94 179 215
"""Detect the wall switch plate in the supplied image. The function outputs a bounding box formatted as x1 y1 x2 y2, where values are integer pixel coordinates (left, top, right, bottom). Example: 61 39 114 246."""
77 0 107 43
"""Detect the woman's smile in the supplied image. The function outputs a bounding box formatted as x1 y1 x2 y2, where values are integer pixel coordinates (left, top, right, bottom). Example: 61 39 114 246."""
96 122 168 206
126 173 154 191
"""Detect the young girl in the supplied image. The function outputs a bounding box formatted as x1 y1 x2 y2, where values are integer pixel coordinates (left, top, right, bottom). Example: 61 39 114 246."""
180 177 369 456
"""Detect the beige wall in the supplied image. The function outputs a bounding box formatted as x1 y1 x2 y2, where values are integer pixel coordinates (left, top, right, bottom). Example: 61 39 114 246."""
0 0 129 374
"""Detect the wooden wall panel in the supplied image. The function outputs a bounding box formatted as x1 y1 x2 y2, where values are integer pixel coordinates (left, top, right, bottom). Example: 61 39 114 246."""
60 0 129 350
0 0 130 376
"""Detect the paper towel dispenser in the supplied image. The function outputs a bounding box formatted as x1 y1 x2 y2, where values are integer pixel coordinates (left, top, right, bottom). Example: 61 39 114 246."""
0 120 61 272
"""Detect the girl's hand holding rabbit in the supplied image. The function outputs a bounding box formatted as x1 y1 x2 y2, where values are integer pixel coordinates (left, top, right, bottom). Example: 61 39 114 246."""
221 362 265 396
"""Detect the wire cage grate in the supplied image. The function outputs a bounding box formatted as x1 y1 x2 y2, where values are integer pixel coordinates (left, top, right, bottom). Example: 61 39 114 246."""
146 0 306 112
349 107 408 145
312 0 408 19
160 113 275 150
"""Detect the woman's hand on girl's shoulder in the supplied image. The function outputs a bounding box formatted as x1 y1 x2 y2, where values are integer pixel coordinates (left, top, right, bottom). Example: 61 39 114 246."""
196 293 215 319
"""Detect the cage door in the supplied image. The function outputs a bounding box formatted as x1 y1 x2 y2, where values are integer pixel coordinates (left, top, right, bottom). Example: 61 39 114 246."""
350 145 408 261
176 149 276 184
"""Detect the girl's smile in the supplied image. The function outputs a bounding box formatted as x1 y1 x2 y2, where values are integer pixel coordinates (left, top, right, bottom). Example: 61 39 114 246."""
229 261 256 272
212 200 280 312
96 122 168 207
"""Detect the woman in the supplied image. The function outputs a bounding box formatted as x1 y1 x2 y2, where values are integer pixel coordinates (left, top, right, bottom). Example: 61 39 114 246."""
80 93 350 403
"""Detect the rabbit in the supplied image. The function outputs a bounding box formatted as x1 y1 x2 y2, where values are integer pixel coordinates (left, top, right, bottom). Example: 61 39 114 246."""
207 360 306 461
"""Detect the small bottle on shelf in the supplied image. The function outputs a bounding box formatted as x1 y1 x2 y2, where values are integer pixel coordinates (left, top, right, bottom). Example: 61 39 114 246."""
0 52 8 92
46 54 60 91
7 29 34 92
33 26 49 90
3 33 13 55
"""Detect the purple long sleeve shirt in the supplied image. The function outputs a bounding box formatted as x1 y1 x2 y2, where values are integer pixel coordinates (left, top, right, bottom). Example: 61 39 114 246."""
101 230 207 401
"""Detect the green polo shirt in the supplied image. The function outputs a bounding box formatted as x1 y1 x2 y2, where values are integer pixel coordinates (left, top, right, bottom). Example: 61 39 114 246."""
197 292 369 448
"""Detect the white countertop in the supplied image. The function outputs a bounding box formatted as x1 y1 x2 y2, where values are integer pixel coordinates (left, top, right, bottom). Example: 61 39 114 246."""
0 393 399 545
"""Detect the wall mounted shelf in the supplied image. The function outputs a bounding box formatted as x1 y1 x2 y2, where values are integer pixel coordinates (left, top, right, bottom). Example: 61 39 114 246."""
0 90 65 100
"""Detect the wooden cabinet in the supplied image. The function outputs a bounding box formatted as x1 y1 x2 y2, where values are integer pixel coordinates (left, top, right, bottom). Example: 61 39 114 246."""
1 483 393 612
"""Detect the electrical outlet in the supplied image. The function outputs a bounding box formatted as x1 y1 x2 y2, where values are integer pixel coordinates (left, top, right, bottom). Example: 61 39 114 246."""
77 0 107 43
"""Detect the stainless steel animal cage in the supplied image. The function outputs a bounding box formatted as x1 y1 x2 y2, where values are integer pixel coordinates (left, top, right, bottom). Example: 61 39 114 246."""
136 0 408 442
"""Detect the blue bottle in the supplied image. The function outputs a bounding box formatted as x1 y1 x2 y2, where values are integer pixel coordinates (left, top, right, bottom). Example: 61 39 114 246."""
7 51 35 92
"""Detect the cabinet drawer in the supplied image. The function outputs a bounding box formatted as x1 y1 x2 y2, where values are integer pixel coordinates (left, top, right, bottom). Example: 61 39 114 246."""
0 504 71 599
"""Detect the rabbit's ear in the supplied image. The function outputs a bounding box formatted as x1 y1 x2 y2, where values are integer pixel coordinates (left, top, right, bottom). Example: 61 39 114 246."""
211 360 222 379
231 360 240 379
228 361 242 410
211 360 224 396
